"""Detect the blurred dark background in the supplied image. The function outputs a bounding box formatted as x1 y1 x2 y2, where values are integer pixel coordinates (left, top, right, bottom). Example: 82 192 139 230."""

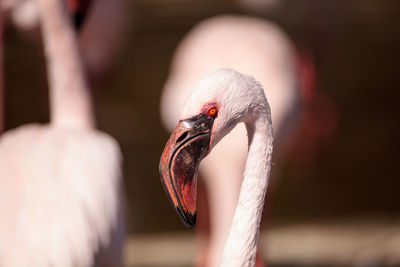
3 0 399 237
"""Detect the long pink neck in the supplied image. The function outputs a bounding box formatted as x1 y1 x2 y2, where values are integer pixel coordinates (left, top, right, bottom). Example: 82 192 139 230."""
38 0 93 129
220 112 273 266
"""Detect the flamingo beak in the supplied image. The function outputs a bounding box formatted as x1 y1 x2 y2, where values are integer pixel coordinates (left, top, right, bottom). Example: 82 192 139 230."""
67 0 92 30
159 114 214 228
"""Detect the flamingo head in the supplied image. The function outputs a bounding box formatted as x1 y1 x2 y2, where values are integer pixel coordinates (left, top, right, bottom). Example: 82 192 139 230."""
159 69 268 228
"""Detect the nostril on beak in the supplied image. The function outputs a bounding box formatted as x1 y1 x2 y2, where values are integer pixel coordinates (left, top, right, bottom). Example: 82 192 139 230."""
176 131 188 144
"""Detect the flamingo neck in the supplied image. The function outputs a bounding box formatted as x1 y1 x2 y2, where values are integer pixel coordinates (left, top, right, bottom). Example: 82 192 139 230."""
38 0 93 129
219 112 273 267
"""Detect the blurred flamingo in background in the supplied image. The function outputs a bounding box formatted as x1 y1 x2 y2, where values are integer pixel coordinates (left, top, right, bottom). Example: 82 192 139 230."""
0 0 124 265
160 15 332 266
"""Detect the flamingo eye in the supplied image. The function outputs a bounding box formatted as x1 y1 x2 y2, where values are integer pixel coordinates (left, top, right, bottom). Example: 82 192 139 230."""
207 107 218 117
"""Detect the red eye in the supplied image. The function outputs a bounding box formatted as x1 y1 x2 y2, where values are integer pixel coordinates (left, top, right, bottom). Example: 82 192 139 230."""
207 107 217 117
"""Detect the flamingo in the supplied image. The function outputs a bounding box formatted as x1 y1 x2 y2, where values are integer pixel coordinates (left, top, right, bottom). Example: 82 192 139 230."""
160 15 304 266
160 68 274 266
0 0 123 266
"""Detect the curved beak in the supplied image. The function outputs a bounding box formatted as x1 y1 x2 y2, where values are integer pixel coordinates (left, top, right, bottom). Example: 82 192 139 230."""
159 114 214 228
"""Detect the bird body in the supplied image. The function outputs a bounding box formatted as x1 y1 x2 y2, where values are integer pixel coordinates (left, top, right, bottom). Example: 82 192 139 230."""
160 69 273 266
160 15 300 266
0 125 123 267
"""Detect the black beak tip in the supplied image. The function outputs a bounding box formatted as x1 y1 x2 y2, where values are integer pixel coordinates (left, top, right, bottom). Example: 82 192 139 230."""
176 206 197 229
73 12 85 30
